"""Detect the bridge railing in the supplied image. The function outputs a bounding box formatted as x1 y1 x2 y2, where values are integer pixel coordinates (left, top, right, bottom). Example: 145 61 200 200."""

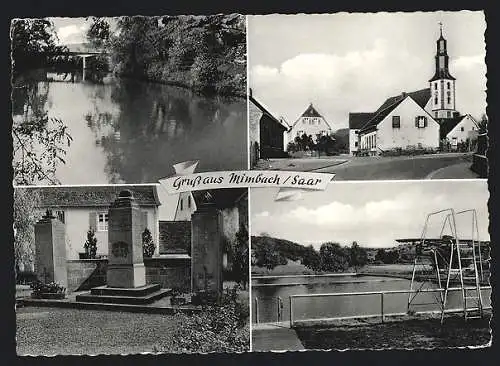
289 286 492 327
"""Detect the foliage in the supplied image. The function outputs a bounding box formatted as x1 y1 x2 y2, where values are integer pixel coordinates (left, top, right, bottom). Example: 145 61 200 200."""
478 114 488 134
302 245 322 272
142 228 155 258
86 17 111 49
171 286 249 353
108 15 246 96
84 228 98 259
252 235 288 270
12 82 73 185
13 188 41 276
10 19 67 76
316 134 337 156
319 242 350 272
30 280 66 295
375 249 400 264
350 241 368 269
231 225 249 289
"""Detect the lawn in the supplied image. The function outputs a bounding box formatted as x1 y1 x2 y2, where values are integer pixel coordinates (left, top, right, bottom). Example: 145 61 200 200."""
294 312 491 349
16 307 183 355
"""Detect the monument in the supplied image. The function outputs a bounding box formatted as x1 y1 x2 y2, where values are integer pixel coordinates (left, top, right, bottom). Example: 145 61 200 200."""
191 191 223 300
107 189 145 288
34 210 67 288
76 190 169 304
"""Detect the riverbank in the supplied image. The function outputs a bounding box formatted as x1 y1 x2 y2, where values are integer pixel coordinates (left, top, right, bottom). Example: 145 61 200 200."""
293 311 491 349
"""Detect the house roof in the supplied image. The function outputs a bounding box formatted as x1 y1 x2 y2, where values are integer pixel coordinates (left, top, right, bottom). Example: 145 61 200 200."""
249 95 289 131
28 185 161 208
301 103 322 118
359 88 431 133
349 112 374 129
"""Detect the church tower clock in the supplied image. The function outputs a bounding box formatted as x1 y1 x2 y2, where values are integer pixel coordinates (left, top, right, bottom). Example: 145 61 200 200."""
429 23 457 120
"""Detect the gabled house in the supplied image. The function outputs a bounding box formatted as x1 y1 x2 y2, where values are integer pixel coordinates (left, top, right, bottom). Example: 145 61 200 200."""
440 114 479 149
29 185 161 260
287 103 334 146
356 89 440 154
249 89 289 165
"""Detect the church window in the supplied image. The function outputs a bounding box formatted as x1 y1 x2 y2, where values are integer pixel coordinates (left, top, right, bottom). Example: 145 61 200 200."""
180 198 183 211
447 96 451 104
447 82 451 89
188 195 191 208
434 83 437 90
434 97 438 105
355 141 358 147
447 111 451 118
392 116 400 128
461 127 464 132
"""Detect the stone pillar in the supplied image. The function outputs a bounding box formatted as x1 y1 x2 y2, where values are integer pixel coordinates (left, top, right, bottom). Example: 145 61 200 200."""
107 190 146 288
34 210 67 288
191 193 223 298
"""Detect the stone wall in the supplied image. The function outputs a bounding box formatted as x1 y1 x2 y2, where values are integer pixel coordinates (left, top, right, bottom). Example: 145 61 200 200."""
159 221 191 254
66 257 191 293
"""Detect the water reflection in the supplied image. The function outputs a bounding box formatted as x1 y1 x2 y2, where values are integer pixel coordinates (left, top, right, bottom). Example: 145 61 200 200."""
12 74 247 184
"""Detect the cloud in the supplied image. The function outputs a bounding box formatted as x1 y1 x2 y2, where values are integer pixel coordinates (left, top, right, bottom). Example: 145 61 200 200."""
57 24 89 44
255 211 270 218
452 54 485 70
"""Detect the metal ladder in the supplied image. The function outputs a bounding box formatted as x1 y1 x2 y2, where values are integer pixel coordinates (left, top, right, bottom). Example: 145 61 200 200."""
441 209 484 323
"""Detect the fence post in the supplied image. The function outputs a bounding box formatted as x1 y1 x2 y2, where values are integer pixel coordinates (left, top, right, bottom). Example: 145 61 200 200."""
254 297 259 324
289 296 293 328
380 293 385 323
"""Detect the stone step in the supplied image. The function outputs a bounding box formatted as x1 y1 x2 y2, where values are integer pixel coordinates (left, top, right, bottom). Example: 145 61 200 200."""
76 288 171 305
90 283 162 297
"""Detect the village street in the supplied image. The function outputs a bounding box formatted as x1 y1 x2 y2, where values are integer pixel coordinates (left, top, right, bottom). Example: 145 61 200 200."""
256 152 479 180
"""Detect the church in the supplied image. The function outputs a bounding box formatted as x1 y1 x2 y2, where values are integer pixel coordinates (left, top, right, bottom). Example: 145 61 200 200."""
350 25 479 155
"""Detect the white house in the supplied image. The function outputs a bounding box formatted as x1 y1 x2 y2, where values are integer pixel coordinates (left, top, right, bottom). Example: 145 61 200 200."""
358 92 440 154
441 114 479 149
29 185 161 260
349 112 373 155
287 103 334 147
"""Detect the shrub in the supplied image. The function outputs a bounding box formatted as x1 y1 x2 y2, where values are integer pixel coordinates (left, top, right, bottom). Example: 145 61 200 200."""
30 280 66 295
84 228 98 259
142 228 155 258
171 286 249 353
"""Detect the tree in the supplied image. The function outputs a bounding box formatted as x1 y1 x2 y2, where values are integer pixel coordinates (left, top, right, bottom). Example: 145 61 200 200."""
302 245 322 272
86 17 111 49
319 242 350 272
349 241 368 269
13 188 41 277
142 228 155 258
10 19 67 76
478 114 488 134
232 225 249 289
84 228 98 259
316 134 336 156
253 235 287 270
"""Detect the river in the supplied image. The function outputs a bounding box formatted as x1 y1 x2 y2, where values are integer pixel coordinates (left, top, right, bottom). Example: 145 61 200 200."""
12 72 247 184
252 275 492 324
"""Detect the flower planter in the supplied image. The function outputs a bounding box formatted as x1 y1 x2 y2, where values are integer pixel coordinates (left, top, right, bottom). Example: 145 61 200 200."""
31 292 66 300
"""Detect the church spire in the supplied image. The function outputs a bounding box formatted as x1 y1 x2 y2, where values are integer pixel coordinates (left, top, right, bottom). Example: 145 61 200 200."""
429 22 455 82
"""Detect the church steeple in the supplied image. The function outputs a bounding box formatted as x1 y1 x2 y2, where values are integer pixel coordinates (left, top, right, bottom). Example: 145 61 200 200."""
429 23 457 120
429 23 455 82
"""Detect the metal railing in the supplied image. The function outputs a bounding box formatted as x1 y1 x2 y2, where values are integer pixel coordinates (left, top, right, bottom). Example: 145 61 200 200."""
289 286 491 327
254 296 285 324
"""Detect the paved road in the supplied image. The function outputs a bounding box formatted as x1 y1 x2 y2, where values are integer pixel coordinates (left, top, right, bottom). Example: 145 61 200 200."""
313 153 479 180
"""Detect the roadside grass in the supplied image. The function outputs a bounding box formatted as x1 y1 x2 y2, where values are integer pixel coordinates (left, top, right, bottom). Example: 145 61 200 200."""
294 312 491 349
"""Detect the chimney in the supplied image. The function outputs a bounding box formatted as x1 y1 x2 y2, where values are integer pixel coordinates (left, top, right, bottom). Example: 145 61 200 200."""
401 92 407 98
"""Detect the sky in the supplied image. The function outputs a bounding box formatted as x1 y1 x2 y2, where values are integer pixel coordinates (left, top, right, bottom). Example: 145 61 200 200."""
50 18 90 44
248 11 487 130
250 180 490 249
